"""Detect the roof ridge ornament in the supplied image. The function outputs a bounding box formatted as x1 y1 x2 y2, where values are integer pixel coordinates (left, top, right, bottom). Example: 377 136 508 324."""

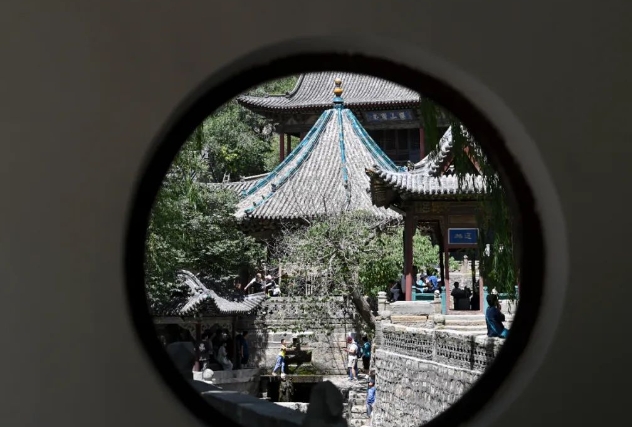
333 77 344 108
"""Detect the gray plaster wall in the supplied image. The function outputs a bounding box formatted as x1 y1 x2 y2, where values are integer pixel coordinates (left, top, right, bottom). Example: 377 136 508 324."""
372 324 504 427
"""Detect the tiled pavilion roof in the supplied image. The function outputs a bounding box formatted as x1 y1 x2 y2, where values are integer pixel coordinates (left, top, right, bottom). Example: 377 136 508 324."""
237 72 421 112
366 127 486 206
230 80 405 222
151 270 266 317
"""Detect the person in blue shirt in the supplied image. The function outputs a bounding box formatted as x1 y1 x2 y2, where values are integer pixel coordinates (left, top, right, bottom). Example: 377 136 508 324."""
426 269 440 292
486 294 509 338
366 380 376 419
360 336 372 373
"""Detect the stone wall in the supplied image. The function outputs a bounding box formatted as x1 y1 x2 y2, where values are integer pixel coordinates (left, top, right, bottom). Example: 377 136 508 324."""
253 296 362 375
154 296 363 377
372 324 504 427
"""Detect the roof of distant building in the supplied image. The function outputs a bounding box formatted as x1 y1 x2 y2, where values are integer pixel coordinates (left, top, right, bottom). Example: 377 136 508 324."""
366 126 486 205
221 78 405 223
237 72 421 113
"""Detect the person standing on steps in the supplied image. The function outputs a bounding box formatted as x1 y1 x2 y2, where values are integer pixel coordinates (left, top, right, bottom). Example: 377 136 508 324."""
271 338 291 377
366 379 376 420
360 336 371 374
347 336 359 381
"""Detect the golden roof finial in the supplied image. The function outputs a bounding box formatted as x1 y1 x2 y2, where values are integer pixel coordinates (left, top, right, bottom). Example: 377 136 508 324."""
333 78 343 96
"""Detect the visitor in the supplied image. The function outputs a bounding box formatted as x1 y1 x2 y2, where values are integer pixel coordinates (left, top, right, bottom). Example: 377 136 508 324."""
451 282 470 310
347 336 359 381
486 294 509 338
232 278 245 302
360 336 371 373
216 341 233 371
271 282 281 297
426 269 440 292
368 369 376 384
198 331 212 370
470 285 480 310
271 338 289 377
264 274 276 296
415 274 430 293
165 337 221 393
366 380 376 419
389 281 403 302
244 272 265 294
236 331 249 369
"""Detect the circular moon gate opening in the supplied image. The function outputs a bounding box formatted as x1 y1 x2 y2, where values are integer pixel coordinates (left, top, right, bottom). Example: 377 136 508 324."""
125 54 544 427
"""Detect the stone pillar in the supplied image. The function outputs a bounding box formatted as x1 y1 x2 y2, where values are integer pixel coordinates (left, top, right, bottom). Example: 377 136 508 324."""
377 291 387 315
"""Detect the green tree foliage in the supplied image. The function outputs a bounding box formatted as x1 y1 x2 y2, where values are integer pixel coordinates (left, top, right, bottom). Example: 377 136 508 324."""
144 136 264 304
202 76 298 182
271 211 438 330
420 99 518 296
144 76 298 304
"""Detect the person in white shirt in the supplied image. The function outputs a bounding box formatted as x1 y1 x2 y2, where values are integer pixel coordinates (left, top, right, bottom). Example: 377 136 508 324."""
216 341 233 371
346 336 359 381
244 273 264 293
271 283 281 297
261 274 278 296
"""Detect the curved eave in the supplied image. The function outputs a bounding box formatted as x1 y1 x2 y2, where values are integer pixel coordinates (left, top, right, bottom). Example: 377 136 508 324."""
239 207 400 222
366 168 487 204
237 97 421 114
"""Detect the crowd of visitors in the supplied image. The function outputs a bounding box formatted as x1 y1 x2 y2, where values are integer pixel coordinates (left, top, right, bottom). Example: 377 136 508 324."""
242 272 282 297
159 325 255 373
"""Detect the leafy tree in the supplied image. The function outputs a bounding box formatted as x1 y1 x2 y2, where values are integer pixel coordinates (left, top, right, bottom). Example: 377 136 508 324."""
270 211 438 330
420 99 518 297
144 133 264 305
144 76 298 304
201 76 298 182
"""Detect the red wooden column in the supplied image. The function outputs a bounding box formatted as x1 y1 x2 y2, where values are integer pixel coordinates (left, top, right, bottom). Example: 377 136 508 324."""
419 127 425 160
286 134 292 155
279 133 285 162
404 211 416 301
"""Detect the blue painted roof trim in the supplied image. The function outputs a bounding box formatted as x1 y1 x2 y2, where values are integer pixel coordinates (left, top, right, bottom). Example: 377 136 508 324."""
336 104 351 207
243 110 333 215
241 109 332 198
344 110 406 172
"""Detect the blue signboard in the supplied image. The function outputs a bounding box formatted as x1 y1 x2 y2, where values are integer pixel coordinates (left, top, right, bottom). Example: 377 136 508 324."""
448 228 478 245
364 110 414 123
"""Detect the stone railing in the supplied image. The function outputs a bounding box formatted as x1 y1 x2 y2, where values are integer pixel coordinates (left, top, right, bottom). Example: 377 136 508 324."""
372 324 504 427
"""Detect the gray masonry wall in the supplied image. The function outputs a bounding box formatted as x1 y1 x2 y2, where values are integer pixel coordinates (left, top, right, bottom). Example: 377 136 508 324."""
372 324 504 427
253 296 361 375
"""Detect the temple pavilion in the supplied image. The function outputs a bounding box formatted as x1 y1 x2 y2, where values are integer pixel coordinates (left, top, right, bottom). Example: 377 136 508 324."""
238 72 450 165
229 75 489 313
366 126 487 312
222 78 403 239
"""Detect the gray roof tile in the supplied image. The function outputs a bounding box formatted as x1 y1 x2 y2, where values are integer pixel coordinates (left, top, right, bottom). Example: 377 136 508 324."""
231 99 404 221
367 127 486 197
238 72 420 111
152 271 266 317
